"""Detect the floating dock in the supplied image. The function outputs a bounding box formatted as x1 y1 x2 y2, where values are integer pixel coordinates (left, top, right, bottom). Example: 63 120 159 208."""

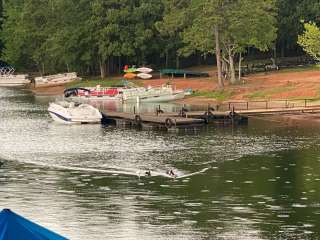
101 109 247 131
101 103 320 131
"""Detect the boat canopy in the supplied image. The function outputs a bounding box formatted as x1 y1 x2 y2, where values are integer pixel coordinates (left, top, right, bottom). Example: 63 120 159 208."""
64 87 90 98
0 209 67 240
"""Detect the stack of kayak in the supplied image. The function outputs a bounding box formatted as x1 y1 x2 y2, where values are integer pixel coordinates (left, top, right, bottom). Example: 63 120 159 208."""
123 66 153 80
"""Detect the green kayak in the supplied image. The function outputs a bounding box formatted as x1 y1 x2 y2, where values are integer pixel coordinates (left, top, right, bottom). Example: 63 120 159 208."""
124 68 137 73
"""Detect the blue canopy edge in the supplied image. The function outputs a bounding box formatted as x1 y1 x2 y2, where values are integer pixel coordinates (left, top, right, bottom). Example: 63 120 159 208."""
0 209 68 240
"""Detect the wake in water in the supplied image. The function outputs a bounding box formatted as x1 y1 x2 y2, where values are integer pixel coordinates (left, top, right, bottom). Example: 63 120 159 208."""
0 154 210 180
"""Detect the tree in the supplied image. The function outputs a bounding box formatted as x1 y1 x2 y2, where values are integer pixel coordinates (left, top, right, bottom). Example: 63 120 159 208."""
220 0 277 84
169 0 277 85
298 22 320 61
155 0 190 69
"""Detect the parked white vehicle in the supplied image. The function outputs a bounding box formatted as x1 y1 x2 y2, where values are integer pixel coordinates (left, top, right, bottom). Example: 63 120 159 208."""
48 101 102 124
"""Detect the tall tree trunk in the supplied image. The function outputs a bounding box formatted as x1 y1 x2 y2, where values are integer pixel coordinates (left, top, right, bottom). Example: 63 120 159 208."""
238 52 242 82
118 56 122 74
215 25 223 89
228 49 236 84
281 40 285 58
165 49 169 68
42 63 45 76
176 55 180 69
100 59 106 79
273 45 277 65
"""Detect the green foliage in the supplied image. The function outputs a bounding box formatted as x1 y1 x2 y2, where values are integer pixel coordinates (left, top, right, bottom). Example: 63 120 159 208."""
298 23 320 61
276 0 320 56
0 0 318 76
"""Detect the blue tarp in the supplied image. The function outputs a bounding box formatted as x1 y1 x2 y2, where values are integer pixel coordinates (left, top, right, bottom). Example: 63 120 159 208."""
0 209 68 240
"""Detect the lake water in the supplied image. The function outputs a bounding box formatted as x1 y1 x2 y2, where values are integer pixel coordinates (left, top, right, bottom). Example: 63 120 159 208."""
1 87 320 239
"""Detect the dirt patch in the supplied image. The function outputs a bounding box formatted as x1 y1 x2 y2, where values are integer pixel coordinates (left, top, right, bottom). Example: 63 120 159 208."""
141 69 320 104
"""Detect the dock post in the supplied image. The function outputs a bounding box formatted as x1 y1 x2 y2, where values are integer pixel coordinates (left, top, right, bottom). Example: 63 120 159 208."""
133 106 136 114
305 99 307 108
246 101 249 110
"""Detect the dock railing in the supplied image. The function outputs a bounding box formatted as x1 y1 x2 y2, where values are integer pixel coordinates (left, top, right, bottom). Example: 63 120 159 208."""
225 99 318 111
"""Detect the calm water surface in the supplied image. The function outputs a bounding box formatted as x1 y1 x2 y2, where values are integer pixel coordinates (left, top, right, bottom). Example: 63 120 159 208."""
1 87 320 239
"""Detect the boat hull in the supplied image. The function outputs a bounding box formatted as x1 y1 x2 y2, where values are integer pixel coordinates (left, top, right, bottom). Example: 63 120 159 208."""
48 102 102 124
0 80 31 87
69 96 120 102
48 111 102 124
125 91 186 103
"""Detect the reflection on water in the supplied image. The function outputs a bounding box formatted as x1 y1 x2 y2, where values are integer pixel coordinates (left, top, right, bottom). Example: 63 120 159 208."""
1 87 320 239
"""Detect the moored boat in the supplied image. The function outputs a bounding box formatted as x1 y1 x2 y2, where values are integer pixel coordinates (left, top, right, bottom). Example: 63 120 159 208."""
121 85 185 103
48 101 102 124
0 67 30 86
0 75 31 87
65 85 185 103
34 72 80 88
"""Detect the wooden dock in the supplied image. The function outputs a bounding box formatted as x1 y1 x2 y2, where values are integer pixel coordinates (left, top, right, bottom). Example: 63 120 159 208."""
103 111 206 131
102 108 247 131
101 104 320 131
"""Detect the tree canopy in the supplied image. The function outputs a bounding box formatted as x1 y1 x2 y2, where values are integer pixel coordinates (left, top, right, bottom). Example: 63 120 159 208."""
0 0 318 81
298 22 320 61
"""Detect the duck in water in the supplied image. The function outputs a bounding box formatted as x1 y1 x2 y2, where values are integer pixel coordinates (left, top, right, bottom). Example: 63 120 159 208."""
145 170 151 176
167 169 177 178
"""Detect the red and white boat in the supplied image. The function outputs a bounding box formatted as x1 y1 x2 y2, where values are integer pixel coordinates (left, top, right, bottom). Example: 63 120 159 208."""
65 85 185 103
65 87 123 100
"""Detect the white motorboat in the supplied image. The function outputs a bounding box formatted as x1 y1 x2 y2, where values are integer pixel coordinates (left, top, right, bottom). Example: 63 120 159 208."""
48 101 102 124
